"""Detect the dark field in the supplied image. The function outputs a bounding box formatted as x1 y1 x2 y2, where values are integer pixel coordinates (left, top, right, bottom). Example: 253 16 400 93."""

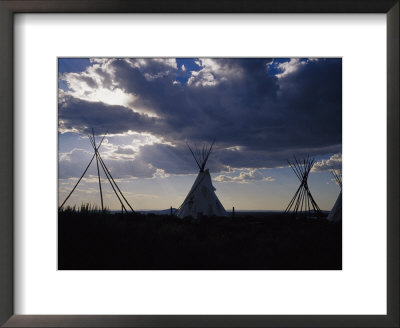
58 210 342 270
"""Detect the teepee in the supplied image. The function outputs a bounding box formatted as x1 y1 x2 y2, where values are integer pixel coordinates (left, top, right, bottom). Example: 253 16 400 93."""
177 142 227 219
327 168 342 222
284 156 322 218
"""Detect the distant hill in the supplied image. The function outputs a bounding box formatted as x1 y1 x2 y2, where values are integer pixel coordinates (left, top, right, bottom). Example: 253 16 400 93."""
138 208 178 215
109 209 330 217
109 208 178 215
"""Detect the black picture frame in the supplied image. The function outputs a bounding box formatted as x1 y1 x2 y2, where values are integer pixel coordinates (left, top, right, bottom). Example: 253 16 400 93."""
0 1 398 327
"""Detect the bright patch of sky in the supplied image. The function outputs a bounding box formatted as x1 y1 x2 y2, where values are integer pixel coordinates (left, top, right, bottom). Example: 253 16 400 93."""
175 58 201 85
59 58 91 74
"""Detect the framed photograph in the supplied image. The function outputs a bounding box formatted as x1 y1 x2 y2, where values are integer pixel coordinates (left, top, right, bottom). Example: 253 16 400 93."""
57 56 342 271
1 1 398 327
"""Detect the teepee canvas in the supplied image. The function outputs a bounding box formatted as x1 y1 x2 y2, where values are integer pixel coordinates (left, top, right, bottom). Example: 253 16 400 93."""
177 142 227 219
327 169 342 222
327 191 342 222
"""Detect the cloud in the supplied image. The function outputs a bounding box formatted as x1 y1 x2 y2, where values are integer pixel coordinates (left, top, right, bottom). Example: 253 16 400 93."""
215 169 275 184
61 73 136 111
59 58 342 177
312 153 342 172
58 147 157 179
125 58 178 81
187 69 218 87
114 146 135 155
58 148 94 179
274 58 306 78
58 94 160 135
105 157 157 179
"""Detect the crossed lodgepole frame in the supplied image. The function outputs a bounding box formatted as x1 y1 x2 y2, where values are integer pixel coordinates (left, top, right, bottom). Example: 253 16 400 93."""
284 155 322 218
59 129 135 214
186 140 214 172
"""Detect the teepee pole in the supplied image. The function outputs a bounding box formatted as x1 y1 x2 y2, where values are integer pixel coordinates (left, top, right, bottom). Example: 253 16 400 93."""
306 186 312 215
186 143 202 170
59 134 106 210
285 156 321 217
288 160 301 181
88 134 133 214
59 153 96 210
202 140 215 170
294 183 305 214
97 152 135 213
299 183 306 213
92 129 104 212
285 183 301 213
96 151 127 213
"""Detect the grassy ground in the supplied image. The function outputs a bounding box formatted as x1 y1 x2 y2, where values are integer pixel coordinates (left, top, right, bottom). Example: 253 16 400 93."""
58 209 342 270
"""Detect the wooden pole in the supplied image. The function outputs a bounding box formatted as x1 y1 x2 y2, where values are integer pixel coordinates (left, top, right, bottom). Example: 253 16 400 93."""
58 153 96 210
59 132 106 211
285 156 322 217
97 151 127 212
92 129 104 212
97 153 135 213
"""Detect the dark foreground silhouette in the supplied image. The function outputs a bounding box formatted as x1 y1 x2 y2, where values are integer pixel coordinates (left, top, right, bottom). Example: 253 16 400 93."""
58 210 341 270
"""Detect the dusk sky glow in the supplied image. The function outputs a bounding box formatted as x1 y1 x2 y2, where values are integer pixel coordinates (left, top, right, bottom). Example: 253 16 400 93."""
58 58 342 211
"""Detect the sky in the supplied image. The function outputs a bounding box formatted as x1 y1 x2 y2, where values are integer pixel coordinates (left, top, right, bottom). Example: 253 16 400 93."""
58 58 342 211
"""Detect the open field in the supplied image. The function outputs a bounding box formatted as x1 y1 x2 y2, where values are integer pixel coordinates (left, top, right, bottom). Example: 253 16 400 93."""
58 210 341 270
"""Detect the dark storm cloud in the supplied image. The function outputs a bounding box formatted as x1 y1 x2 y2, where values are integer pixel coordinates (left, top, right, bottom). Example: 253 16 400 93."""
138 143 230 175
59 58 342 175
59 95 160 135
276 59 342 149
111 58 279 136
112 58 341 159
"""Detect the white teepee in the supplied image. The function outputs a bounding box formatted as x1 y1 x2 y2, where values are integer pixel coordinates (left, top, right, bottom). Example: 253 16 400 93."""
177 142 227 219
327 191 342 222
327 169 342 222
